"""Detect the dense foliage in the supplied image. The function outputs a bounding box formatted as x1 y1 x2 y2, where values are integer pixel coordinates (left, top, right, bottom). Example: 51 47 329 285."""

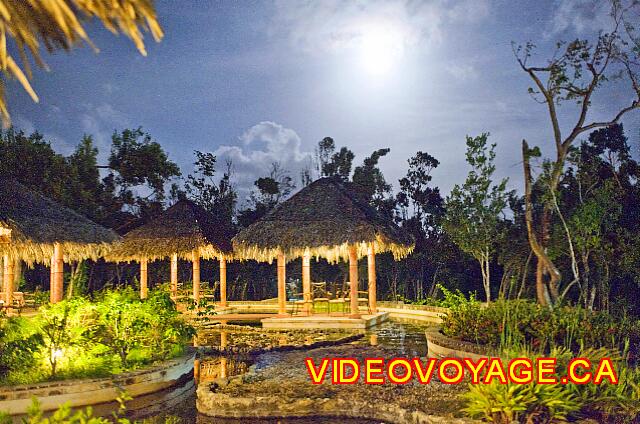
463 348 640 424
0 289 194 385
441 298 640 360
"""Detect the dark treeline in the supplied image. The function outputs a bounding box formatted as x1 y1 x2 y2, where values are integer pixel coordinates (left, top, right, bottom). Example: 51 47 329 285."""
1 123 638 315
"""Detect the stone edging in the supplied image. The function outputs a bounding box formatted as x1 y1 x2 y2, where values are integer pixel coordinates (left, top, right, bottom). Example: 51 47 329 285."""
197 388 476 424
199 332 364 356
0 348 196 415
425 328 494 360
195 301 451 324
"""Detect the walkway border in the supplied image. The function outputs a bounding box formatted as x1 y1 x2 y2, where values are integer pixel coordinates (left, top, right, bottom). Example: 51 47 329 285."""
0 348 195 415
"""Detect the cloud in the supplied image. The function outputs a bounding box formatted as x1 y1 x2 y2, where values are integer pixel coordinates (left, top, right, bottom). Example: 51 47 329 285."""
549 0 613 35
213 121 314 203
270 0 489 55
12 114 35 135
445 63 478 81
79 103 130 163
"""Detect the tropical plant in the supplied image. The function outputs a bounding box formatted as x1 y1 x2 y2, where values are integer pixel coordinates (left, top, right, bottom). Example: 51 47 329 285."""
38 300 92 377
0 315 42 383
464 347 640 423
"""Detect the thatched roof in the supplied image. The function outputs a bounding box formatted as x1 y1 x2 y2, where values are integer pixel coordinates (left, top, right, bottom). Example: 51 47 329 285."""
107 199 234 262
232 177 414 263
0 179 120 265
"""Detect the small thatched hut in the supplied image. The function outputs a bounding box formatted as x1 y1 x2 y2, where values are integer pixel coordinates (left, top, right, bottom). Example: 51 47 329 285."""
0 179 119 304
232 177 414 317
106 199 234 302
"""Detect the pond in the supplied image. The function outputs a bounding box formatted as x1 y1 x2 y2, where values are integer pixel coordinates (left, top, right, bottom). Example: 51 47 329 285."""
114 319 436 424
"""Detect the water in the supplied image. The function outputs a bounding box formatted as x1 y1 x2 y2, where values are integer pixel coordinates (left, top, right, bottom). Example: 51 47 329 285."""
363 319 432 357
120 319 435 423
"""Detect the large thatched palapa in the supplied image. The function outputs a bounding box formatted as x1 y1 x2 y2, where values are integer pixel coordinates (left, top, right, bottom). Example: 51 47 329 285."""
0 178 119 304
233 177 414 317
233 177 414 263
107 200 234 302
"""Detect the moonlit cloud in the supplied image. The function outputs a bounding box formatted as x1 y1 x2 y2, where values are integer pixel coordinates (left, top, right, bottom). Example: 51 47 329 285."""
214 121 314 204
549 0 612 34
271 0 490 55
79 103 130 163
445 63 479 81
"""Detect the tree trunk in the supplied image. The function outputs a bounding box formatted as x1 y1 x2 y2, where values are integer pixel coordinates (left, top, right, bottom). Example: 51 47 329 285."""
522 140 561 306
478 254 491 303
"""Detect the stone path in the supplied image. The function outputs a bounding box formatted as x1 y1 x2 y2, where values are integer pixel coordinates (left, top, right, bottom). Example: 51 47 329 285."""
198 341 472 423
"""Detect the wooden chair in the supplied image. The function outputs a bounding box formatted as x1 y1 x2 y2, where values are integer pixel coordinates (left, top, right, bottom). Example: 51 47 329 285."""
290 292 309 316
338 282 371 315
12 292 25 314
23 292 37 308
328 288 348 315
311 282 330 314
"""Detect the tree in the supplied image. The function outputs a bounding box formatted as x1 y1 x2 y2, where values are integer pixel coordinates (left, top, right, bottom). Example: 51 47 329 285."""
103 128 181 221
444 134 510 302
397 151 443 228
0 128 70 200
66 136 104 221
185 151 237 226
395 151 446 299
237 162 295 227
515 0 640 305
560 124 637 310
352 148 394 215
315 137 354 181
0 0 162 125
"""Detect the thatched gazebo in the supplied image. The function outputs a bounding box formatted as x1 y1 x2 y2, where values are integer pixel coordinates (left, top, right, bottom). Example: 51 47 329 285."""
232 177 414 318
0 179 119 305
106 199 233 302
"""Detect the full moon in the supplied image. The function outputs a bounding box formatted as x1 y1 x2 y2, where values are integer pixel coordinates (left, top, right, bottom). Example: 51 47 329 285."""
358 26 404 77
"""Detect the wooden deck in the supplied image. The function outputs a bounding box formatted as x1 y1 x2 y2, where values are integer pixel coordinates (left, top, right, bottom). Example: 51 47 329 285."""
199 313 274 322
261 312 389 330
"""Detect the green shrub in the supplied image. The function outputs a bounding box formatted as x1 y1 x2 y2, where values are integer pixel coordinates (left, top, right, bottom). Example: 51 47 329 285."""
441 299 640 357
0 315 42 384
399 284 478 308
0 288 195 385
464 379 581 423
463 347 640 423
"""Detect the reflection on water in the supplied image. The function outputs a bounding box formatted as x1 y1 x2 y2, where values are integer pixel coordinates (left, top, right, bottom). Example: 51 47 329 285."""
364 319 433 357
124 321 435 423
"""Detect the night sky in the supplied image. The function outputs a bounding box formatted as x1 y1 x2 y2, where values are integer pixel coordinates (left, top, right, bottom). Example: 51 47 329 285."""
6 0 639 204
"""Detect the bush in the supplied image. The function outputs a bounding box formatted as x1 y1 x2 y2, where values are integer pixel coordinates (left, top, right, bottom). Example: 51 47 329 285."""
464 378 581 423
0 288 195 385
400 284 478 309
0 314 42 384
463 347 640 423
441 299 640 357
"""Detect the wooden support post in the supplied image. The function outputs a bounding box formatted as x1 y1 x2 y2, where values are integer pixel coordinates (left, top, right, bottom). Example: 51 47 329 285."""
192 251 200 303
51 243 64 304
50 255 55 304
140 258 148 299
302 251 311 315
220 330 228 349
170 253 178 299
277 253 286 316
367 242 377 313
220 357 228 379
12 260 20 295
349 245 360 318
3 254 13 307
193 334 200 383
219 257 227 307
